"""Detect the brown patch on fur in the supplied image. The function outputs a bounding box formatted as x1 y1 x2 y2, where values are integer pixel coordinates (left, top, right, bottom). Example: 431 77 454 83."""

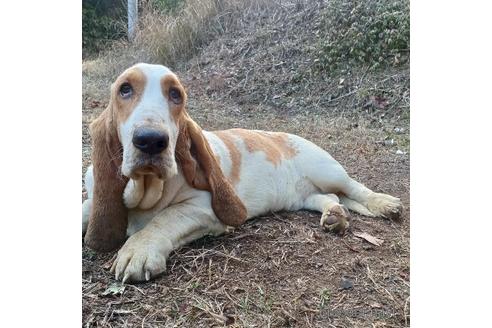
161 74 187 122
84 105 129 253
112 67 146 124
211 130 242 185
176 113 247 227
229 129 298 166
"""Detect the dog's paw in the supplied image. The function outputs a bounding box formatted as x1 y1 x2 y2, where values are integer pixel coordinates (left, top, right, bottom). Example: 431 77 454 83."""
320 204 350 235
366 193 403 220
110 235 171 283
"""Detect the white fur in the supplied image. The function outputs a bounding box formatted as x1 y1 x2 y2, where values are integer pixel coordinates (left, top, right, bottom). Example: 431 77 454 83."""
123 177 145 209
123 175 164 210
82 63 402 283
138 176 164 210
120 64 178 179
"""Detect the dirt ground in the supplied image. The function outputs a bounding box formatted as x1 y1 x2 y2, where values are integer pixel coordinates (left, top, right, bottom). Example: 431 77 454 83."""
82 1 409 327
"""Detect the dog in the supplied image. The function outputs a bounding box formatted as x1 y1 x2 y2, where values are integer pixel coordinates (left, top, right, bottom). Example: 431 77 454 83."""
82 63 402 283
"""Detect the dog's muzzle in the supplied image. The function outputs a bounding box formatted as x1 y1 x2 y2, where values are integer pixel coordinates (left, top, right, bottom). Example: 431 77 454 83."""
132 127 169 155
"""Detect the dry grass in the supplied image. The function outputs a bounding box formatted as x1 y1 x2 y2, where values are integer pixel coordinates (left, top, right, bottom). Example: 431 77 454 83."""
82 0 410 326
134 0 272 67
83 0 272 101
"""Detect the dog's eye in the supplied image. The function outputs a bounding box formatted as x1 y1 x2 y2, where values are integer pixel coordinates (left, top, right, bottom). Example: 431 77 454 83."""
119 83 133 99
169 87 182 103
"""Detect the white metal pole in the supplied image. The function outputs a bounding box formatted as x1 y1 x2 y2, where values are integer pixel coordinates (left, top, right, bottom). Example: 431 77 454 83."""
128 0 138 41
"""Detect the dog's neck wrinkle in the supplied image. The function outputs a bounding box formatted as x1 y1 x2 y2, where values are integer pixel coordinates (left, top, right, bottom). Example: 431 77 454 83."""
126 170 189 235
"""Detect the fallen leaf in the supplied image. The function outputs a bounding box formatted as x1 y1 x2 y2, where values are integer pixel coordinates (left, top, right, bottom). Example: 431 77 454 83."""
383 138 395 146
394 127 405 134
353 231 384 246
225 315 235 325
340 278 354 290
369 95 389 109
101 256 115 270
399 270 410 280
101 283 125 296
89 100 102 108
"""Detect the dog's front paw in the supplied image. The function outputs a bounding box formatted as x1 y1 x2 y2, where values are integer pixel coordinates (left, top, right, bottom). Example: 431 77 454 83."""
321 204 350 235
110 235 171 283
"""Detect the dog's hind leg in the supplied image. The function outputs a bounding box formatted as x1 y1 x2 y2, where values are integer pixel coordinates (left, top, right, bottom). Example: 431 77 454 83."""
303 193 350 234
338 179 403 220
338 195 374 217
299 147 402 220
313 172 403 220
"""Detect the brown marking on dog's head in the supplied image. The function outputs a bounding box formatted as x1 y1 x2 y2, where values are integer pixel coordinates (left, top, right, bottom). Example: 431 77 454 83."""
112 68 147 125
161 74 187 122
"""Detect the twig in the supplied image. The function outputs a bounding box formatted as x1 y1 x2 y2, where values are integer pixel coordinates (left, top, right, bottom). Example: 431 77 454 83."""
342 240 360 252
324 89 359 105
230 233 255 241
126 284 146 295
404 295 410 326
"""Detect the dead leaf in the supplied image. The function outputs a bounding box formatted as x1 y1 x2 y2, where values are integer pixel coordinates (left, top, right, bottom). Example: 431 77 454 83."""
340 278 354 290
225 315 235 326
101 283 125 296
89 100 102 108
353 231 384 246
369 95 389 109
102 255 117 270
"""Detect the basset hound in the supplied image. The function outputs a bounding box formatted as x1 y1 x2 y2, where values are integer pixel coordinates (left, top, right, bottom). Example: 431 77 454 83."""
82 63 403 283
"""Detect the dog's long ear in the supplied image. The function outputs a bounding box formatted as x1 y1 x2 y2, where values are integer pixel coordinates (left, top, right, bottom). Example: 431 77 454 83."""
84 105 129 252
176 113 247 227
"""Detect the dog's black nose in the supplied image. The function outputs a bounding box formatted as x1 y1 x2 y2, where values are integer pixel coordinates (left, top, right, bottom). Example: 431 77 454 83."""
132 128 169 155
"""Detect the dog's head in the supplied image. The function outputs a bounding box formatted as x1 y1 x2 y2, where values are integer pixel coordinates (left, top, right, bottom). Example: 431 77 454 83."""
84 63 246 252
